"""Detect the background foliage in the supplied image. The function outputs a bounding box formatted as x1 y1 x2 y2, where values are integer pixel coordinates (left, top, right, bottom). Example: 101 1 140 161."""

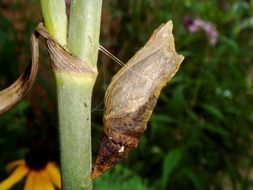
1 0 253 189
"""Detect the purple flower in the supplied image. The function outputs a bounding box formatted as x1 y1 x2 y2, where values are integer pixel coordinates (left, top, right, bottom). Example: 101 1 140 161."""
183 16 218 46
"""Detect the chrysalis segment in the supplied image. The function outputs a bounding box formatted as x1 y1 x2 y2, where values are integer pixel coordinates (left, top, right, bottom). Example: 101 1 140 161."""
92 20 184 179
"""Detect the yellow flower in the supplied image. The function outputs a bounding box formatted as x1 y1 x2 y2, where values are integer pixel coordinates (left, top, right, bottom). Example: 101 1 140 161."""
0 150 61 190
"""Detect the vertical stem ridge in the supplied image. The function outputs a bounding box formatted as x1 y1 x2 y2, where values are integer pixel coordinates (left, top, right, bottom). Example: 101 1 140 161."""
67 0 103 65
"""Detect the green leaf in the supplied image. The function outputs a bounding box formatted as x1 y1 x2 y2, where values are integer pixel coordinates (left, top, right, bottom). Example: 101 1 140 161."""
93 165 151 190
219 35 240 53
202 104 225 121
203 124 229 137
181 168 204 190
162 148 183 188
150 114 175 124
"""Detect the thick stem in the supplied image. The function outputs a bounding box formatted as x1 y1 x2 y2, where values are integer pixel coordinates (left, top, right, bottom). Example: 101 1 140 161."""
56 72 96 190
59 0 102 189
40 0 102 189
67 0 102 65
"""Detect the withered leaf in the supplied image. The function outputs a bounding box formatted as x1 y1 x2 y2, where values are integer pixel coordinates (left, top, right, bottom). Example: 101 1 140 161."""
0 23 95 115
92 20 184 179
0 32 39 115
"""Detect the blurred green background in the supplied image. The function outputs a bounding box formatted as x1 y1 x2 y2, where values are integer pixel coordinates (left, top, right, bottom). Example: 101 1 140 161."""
1 0 253 189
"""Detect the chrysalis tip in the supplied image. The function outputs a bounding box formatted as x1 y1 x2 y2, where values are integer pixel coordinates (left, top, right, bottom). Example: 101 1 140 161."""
91 132 131 179
91 127 140 179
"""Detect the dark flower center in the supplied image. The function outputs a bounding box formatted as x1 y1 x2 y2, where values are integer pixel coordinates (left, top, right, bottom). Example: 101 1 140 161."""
25 149 49 170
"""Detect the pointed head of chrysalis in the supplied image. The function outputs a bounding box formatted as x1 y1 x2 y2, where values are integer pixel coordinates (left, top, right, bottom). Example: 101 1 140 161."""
91 20 184 179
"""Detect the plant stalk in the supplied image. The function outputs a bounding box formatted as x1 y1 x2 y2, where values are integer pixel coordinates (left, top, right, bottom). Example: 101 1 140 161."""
67 0 102 65
40 0 102 189
59 0 102 189
56 72 96 190
40 0 67 46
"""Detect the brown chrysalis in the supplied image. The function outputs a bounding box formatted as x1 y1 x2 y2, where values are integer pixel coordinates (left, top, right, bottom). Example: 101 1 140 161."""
91 21 184 178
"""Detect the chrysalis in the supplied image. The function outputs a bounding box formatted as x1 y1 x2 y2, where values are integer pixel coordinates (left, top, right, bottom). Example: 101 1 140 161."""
91 21 184 178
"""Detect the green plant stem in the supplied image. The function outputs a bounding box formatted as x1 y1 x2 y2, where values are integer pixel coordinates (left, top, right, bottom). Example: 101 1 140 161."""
40 0 67 46
58 0 102 190
40 0 102 189
56 72 96 190
67 0 102 65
